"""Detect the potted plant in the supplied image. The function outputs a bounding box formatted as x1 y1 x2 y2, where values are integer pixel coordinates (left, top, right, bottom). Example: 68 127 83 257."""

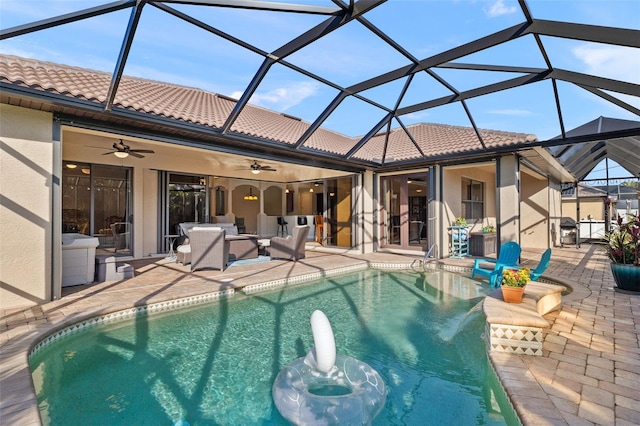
455 217 467 227
482 223 496 233
605 213 640 292
501 267 530 303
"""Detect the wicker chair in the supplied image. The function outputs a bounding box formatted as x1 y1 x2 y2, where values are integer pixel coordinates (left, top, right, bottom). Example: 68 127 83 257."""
188 227 230 272
270 225 310 261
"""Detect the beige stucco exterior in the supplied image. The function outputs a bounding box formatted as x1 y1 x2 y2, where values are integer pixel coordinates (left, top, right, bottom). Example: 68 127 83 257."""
497 155 520 244
0 107 562 310
520 168 549 249
548 179 563 248
1 104 55 308
441 162 497 257
563 198 605 221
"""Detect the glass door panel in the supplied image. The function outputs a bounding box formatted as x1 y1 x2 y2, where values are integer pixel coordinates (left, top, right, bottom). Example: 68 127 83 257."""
93 165 132 254
408 176 428 248
168 174 207 236
381 173 428 250
326 177 352 247
381 176 402 246
62 162 132 255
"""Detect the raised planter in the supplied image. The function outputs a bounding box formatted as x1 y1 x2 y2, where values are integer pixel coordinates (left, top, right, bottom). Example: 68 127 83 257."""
469 232 496 256
610 263 640 292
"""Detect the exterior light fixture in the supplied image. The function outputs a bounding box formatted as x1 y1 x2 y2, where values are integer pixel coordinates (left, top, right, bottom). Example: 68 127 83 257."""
81 168 91 175
285 188 289 193
114 151 129 159
309 188 314 193
65 163 77 169
244 188 258 201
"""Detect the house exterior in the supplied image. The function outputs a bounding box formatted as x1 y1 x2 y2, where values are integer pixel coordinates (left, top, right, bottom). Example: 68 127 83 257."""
0 54 572 310
561 183 640 240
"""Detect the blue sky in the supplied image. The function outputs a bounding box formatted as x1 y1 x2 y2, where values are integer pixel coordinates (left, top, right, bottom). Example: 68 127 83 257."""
1 0 638 179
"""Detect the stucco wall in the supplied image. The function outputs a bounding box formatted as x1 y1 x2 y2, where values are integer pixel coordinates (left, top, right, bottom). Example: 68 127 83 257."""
549 179 562 247
442 164 496 230
142 169 158 256
1 105 54 310
441 163 496 257
497 155 520 245
563 199 604 221
520 171 549 249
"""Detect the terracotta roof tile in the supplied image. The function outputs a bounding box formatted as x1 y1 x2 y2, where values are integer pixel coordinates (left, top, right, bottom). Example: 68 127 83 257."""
1 54 537 162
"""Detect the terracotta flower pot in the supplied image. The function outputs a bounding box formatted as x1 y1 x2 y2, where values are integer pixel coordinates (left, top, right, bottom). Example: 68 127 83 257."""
501 285 525 303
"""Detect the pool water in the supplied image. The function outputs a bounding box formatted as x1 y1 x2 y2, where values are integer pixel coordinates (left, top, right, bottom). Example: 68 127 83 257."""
30 269 519 425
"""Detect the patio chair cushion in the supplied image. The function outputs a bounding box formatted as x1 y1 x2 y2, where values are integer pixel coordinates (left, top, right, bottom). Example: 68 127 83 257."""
188 227 229 272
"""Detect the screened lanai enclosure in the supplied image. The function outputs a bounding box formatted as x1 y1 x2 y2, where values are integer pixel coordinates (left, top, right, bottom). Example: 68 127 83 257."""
1 0 638 170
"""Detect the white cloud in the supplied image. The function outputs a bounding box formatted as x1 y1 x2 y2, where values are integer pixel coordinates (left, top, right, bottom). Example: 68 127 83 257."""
572 44 640 109
572 44 640 84
487 109 533 116
403 111 431 122
484 0 517 17
246 81 321 111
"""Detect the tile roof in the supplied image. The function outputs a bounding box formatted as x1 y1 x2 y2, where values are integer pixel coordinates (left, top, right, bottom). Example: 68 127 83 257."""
0 54 536 163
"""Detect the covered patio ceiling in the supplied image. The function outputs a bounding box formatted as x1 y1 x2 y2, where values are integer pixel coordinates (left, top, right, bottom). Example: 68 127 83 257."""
1 0 638 179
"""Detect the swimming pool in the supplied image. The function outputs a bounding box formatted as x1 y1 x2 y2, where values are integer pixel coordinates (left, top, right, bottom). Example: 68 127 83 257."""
30 269 519 425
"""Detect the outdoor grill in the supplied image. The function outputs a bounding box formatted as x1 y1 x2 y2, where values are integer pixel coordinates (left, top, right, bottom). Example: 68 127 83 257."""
560 217 579 247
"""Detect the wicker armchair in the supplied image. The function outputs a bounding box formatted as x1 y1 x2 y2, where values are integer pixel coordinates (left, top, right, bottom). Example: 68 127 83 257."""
188 227 230 272
270 225 310 261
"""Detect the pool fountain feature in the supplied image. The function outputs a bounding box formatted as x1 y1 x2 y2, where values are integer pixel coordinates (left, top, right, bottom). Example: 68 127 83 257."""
273 310 386 425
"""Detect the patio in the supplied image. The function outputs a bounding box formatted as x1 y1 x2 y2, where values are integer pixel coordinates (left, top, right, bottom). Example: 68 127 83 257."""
1 245 638 425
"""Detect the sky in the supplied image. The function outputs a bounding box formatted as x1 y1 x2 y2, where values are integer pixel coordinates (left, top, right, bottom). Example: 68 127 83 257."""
1 0 639 180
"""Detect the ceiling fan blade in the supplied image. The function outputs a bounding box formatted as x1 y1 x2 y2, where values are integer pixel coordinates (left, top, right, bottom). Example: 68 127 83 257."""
129 152 145 158
262 167 277 171
130 149 155 154
102 151 116 155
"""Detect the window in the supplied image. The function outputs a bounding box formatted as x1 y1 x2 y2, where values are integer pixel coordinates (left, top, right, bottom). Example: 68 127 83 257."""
461 178 484 220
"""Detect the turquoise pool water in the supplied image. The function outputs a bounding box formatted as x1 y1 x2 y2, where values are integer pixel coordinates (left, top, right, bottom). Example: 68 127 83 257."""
30 269 519 425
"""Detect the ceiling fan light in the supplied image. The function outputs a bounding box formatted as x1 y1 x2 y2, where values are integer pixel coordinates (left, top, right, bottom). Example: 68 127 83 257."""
114 151 129 159
251 169 260 175
65 163 77 169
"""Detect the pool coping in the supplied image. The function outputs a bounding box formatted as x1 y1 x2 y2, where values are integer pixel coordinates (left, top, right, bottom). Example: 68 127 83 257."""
2 248 637 425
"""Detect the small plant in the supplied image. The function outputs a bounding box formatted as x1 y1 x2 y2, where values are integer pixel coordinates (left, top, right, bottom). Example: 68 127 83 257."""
502 267 530 287
482 223 496 233
455 217 467 226
606 213 640 266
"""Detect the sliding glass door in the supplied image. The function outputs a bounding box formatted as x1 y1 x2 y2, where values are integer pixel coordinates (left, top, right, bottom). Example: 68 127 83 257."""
380 173 428 250
62 162 133 255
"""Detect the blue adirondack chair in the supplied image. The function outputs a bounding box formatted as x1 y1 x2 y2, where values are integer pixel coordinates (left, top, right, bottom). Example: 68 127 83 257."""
517 248 552 281
471 241 522 288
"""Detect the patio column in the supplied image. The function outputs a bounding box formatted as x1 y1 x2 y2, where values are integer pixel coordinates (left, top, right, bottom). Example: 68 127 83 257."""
361 170 375 254
497 154 520 246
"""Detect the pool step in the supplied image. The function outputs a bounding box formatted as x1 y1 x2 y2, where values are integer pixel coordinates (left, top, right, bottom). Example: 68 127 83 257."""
95 255 135 282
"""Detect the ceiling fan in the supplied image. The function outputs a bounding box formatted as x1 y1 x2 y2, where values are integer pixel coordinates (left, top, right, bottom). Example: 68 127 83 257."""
249 160 277 174
90 140 155 158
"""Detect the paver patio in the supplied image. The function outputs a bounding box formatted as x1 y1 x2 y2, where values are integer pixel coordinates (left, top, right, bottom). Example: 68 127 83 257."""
1 245 638 425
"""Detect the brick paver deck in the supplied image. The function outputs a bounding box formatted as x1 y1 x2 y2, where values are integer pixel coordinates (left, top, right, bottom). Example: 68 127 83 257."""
1 245 638 425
